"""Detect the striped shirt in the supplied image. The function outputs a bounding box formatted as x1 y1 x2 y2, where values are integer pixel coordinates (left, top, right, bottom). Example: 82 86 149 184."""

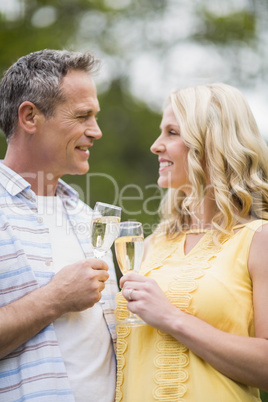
0 163 118 401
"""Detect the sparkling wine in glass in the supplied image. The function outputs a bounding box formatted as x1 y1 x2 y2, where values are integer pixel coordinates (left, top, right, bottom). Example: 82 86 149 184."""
91 202 121 259
115 221 145 326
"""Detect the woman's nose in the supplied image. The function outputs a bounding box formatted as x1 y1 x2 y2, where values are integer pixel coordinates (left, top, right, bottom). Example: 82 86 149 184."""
150 136 165 154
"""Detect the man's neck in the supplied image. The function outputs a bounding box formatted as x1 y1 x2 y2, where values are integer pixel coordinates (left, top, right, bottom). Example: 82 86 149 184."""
3 150 59 196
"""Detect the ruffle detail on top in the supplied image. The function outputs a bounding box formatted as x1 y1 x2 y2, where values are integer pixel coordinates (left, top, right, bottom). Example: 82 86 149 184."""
140 235 180 275
153 332 189 401
115 294 130 402
151 233 219 401
116 232 220 401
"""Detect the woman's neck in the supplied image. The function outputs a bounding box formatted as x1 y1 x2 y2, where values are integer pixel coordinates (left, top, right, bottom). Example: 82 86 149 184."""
188 193 219 231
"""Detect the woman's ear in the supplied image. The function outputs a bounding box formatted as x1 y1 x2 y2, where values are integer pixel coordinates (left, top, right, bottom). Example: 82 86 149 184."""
18 101 42 134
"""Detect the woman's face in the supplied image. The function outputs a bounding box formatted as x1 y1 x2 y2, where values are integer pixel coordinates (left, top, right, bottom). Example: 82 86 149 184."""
150 103 190 190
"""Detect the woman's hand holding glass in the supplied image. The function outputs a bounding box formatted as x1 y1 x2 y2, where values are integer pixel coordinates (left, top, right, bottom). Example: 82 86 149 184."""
114 221 145 326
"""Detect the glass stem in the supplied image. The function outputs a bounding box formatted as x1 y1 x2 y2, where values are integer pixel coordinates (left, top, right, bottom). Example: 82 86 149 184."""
128 311 137 319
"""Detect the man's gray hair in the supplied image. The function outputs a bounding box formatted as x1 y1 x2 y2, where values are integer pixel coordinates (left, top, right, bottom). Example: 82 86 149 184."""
0 49 99 140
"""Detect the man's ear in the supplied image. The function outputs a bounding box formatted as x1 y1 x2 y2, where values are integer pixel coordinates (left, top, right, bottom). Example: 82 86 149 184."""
18 101 43 134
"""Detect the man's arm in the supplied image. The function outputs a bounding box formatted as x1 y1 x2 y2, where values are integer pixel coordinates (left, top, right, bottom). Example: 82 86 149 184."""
0 258 109 359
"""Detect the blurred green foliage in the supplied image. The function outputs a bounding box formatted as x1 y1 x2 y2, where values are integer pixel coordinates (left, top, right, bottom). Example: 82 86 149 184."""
0 0 86 72
1 0 265 228
0 0 166 232
0 1 268 398
196 10 256 43
262 390 268 402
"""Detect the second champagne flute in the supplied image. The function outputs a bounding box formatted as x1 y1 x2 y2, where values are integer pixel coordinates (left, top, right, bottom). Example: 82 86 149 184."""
115 221 145 326
91 202 121 259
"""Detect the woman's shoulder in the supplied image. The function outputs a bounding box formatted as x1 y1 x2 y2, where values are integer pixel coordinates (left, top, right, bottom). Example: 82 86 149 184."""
248 219 268 247
233 218 268 237
247 220 268 278
243 218 268 230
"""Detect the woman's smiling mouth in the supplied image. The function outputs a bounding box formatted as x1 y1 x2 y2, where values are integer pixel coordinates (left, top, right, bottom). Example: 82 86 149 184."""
159 160 173 171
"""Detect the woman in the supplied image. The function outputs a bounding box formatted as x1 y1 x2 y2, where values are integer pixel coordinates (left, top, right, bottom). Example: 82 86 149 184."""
115 83 268 401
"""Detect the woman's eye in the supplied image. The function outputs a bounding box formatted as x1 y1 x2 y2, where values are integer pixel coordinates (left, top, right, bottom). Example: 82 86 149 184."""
169 129 179 135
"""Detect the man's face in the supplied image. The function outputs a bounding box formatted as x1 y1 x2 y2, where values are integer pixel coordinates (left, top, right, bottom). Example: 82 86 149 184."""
37 69 102 178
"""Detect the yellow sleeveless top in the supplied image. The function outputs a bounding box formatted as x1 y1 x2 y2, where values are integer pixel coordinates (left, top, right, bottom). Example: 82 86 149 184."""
115 220 267 402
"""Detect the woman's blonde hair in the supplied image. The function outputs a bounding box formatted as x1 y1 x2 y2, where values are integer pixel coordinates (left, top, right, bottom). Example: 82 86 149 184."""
157 83 268 241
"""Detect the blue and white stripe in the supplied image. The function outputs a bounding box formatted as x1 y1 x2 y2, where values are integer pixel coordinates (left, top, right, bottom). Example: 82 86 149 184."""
0 163 118 401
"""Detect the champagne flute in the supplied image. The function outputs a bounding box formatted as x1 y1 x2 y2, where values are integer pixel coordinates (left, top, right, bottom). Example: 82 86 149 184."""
114 221 145 326
91 202 121 259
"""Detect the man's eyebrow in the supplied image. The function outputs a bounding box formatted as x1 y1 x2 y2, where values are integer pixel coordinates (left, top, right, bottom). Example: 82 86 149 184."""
75 109 100 116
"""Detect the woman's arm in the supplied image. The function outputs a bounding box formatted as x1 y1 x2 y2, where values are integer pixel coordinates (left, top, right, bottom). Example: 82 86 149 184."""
120 224 268 391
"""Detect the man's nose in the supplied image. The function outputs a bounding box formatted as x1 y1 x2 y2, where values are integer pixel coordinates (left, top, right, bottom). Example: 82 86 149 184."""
84 120 102 140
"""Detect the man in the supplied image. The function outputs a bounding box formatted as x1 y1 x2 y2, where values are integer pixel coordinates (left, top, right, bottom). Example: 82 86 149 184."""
0 49 118 401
